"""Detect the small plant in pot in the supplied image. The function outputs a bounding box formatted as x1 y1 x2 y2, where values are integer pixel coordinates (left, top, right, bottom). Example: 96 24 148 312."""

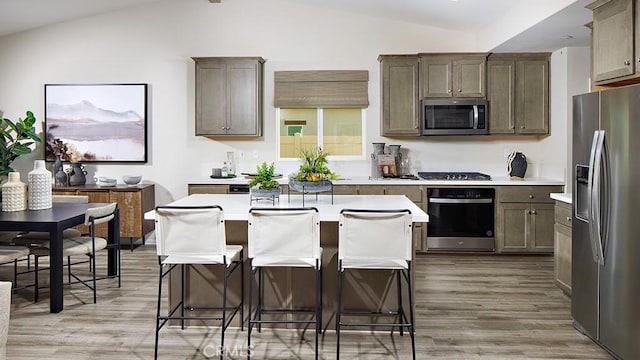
248 162 281 199
289 148 337 192
0 110 41 182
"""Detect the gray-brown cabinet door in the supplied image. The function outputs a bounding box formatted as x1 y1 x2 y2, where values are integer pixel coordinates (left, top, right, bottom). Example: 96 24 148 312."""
515 59 549 134
227 60 261 135
487 60 515 134
453 58 485 98
530 203 555 251
497 202 529 252
588 0 634 82
380 55 420 135
420 57 453 98
195 61 227 135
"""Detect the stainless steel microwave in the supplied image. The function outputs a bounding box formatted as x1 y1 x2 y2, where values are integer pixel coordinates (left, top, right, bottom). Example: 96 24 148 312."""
421 98 488 136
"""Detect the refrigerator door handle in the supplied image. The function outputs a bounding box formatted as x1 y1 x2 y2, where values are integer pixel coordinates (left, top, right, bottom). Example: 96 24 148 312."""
590 130 606 265
600 131 611 263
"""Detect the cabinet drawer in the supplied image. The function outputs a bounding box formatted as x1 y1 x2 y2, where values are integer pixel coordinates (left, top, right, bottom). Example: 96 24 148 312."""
384 185 423 203
499 186 560 203
555 202 572 228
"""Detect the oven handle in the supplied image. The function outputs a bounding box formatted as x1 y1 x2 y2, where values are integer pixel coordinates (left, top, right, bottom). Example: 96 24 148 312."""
429 198 493 204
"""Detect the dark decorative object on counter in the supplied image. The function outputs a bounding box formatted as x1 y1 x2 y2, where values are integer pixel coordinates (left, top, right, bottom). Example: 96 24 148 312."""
68 162 87 186
53 155 68 186
507 152 527 180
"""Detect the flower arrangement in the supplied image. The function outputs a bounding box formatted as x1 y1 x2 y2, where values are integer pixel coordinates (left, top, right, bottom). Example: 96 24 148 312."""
248 162 279 190
292 148 337 182
51 138 80 163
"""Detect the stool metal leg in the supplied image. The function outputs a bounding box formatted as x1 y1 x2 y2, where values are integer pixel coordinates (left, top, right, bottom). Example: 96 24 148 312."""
336 264 344 360
397 269 404 336
247 262 255 360
154 258 163 360
406 265 416 360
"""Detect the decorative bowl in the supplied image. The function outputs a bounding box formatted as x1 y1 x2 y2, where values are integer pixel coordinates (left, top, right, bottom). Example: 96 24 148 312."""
122 175 142 185
288 179 332 193
96 177 117 187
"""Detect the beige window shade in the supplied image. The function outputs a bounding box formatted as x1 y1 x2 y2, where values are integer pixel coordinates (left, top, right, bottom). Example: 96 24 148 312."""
274 70 369 107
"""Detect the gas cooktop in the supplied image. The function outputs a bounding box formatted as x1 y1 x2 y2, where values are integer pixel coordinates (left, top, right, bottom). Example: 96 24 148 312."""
418 172 492 181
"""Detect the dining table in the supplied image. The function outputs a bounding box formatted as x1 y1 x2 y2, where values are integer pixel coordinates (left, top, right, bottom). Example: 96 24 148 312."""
0 203 120 313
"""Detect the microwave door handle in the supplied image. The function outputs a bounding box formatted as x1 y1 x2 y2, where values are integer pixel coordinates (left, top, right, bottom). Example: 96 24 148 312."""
473 105 479 129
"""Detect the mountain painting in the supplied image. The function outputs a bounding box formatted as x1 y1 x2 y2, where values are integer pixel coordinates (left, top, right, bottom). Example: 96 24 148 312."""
44 83 148 163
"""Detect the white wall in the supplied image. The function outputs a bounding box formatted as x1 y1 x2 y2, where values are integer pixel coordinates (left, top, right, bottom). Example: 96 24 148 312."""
541 46 590 192
0 0 586 204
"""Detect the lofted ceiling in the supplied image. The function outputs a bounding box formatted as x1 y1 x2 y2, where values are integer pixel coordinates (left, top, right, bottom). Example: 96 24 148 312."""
0 0 592 52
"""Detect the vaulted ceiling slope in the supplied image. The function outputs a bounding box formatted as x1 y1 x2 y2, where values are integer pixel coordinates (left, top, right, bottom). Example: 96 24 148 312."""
0 0 591 52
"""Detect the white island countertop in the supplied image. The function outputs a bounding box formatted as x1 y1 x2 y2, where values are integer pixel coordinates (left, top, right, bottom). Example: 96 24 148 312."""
146 193 429 223
550 193 572 204
190 175 564 187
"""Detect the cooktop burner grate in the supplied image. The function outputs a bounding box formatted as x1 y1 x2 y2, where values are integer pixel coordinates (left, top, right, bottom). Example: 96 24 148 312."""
418 172 491 181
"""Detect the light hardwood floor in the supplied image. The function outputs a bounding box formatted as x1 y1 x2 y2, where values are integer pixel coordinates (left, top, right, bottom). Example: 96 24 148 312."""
1 246 612 359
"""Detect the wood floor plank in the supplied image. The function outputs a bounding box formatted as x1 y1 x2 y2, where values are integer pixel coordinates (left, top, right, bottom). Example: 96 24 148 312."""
1 247 612 359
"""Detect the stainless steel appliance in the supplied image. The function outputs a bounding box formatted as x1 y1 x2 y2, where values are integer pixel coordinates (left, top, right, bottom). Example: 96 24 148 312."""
572 86 640 360
421 98 488 136
418 171 491 181
423 185 495 252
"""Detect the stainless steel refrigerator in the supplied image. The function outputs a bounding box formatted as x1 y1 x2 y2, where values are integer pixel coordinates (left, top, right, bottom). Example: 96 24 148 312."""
572 85 640 360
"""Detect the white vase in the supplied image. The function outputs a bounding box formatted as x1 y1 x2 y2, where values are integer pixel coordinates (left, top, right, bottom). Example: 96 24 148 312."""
1 171 27 212
28 160 52 210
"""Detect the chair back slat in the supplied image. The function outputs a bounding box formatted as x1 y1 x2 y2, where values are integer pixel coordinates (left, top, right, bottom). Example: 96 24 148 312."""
84 203 117 226
248 208 319 266
155 205 226 260
338 209 412 267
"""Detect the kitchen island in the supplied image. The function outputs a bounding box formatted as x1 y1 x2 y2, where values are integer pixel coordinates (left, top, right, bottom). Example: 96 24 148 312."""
147 193 428 329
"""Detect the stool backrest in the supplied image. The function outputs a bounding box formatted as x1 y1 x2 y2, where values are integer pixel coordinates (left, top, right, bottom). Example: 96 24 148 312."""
155 205 226 260
338 209 412 268
248 208 320 267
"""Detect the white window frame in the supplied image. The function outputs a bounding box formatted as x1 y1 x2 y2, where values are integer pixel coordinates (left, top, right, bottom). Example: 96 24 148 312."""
277 107 366 161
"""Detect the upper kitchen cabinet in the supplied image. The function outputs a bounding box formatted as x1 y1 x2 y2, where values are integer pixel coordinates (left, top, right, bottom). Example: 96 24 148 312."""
587 0 636 85
193 57 264 136
379 55 420 136
419 53 487 98
487 53 549 135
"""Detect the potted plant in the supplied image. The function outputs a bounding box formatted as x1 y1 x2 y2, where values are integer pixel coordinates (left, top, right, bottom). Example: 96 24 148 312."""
0 110 41 182
248 162 281 199
289 148 337 192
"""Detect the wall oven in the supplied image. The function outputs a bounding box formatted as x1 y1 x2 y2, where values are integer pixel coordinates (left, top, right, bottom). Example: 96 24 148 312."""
426 188 495 251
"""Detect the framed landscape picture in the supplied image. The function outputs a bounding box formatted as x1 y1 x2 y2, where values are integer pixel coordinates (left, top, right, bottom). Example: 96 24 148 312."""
44 83 148 163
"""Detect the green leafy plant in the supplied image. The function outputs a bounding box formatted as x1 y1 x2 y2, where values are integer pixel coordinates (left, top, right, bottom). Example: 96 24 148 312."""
293 148 337 181
248 162 280 189
0 110 41 180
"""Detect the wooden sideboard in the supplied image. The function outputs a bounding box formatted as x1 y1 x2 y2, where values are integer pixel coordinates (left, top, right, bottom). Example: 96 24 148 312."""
53 184 155 244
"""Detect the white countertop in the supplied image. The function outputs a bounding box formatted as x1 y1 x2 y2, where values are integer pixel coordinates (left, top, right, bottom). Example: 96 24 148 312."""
146 194 429 223
550 192 572 204
191 175 564 187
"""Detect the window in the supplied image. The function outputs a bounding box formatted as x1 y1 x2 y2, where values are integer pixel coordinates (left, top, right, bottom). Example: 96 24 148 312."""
274 70 369 160
278 107 365 159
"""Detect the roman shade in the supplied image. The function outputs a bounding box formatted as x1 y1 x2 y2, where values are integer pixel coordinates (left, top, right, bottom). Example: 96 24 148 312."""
274 70 369 107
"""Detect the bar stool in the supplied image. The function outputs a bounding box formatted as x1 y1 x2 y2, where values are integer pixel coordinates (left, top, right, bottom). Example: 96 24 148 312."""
247 207 321 360
336 209 416 360
154 205 243 360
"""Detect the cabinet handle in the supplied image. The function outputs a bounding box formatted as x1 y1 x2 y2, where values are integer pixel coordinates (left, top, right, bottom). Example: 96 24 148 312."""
520 125 525 129
625 60 631 66
529 194 534 199
532 210 537 215
221 127 226 130
566 216 572 222
527 210 532 214
414 125 419 129
457 88 461 92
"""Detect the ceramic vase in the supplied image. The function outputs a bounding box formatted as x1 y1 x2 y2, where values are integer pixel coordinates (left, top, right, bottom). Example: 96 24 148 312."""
1 172 27 212
54 155 68 186
28 160 52 210
68 162 87 186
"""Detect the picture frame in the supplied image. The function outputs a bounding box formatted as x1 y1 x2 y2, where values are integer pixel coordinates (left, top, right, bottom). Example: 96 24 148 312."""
44 83 148 163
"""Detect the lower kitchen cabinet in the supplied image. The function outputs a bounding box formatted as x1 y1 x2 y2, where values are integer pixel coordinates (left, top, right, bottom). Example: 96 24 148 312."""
496 185 561 253
53 184 155 241
554 200 572 295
